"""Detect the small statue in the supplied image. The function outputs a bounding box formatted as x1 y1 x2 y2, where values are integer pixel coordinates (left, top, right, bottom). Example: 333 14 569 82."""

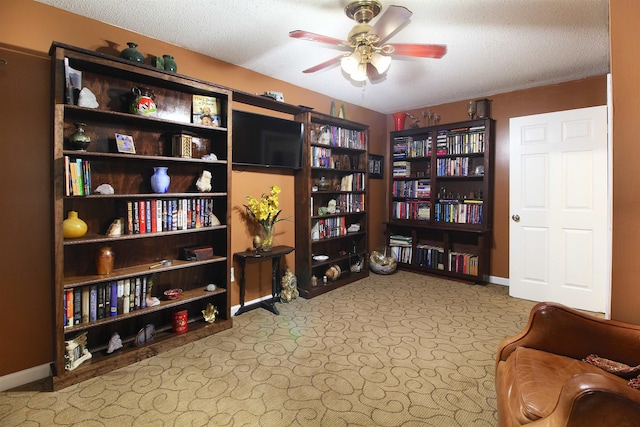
106 218 123 237
195 170 212 192
280 268 299 302
202 303 218 323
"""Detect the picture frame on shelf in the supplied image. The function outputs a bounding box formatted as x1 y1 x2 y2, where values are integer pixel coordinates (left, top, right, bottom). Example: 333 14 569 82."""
192 94 221 127
115 133 136 154
368 154 383 179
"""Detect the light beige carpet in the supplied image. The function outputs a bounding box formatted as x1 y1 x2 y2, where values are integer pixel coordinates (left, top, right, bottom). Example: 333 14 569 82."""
0 271 537 426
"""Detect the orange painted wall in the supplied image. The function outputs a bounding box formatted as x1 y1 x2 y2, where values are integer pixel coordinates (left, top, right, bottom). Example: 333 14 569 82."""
610 0 640 324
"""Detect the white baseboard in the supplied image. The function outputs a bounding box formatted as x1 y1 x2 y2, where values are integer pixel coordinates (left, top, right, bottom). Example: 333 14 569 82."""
231 294 274 316
0 363 50 392
488 275 509 286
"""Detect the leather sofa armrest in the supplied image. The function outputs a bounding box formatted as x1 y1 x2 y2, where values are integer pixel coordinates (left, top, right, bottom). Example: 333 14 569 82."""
496 302 640 371
534 373 640 427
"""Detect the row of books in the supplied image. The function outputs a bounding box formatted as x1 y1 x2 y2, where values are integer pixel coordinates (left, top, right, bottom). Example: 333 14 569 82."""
63 275 154 327
339 173 366 192
65 156 92 196
434 200 484 224
123 198 216 234
311 216 348 241
312 193 365 216
392 200 430 221
416 244 445 270
313 126 367 150
311 147 362 170
392 179 431 198
436 157 476 177
390 245 412 264
435 126 486 155
393 136 433 159
449 251 479 275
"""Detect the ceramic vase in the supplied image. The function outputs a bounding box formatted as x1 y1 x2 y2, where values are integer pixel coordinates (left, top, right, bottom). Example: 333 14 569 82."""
150 167 170 193
163 55 177 72
63 211 88 238
68 123 91 150
120 42 144 64
95 247 115 275
393 112 407 131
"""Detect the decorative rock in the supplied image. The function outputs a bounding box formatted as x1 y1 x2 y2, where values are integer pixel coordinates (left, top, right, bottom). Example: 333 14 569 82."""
95 183 114 195
146 294 160 307
205 284 217 292
78 87 99 108
201 153 218 161
106 332 123 354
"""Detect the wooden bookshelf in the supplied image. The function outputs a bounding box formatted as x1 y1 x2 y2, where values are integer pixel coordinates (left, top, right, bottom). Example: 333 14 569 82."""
50 42 232 389
294 112 370 298
387 119 495 282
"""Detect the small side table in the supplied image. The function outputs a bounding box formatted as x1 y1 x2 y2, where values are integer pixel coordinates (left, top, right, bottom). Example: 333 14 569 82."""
234 245 295 316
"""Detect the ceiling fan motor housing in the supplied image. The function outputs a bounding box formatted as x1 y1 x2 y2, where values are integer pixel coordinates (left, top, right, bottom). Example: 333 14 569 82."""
345 0 382 23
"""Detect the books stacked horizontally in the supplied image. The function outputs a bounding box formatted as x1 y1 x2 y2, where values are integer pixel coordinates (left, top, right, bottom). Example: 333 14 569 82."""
393 161 411 178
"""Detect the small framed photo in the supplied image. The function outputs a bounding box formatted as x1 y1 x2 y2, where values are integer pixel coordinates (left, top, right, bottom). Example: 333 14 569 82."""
368 154 384 179
115 133 136 154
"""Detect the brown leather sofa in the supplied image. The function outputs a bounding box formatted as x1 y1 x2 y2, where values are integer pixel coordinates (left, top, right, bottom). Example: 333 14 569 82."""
495 301 640 426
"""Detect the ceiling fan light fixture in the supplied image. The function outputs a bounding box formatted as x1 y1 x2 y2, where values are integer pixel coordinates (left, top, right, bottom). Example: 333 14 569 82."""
370 51 391 74
350 62 368 82
340 52 361 74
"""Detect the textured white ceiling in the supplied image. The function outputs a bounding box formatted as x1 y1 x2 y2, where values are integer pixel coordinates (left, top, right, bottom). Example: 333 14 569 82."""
36 0 610 114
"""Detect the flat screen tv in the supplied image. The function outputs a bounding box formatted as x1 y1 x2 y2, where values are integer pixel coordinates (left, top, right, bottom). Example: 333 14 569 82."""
232 110 304 170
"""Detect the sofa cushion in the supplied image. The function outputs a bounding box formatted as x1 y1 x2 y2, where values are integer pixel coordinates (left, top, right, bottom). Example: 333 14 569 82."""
503 347 628 424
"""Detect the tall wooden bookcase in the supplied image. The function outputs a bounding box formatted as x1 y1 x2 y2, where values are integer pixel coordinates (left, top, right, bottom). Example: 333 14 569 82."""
294 112 369 298
50 42 232 389
387 119 495 282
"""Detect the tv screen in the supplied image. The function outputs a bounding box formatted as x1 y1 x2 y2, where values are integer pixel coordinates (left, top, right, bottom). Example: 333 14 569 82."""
232 110 304 170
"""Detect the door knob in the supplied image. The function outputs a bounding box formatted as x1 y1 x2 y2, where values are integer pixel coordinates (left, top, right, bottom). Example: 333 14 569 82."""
512 214 520 222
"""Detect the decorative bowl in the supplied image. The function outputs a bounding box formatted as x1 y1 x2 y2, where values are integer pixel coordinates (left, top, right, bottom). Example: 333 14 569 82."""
164 288 183 300
369 247 398 275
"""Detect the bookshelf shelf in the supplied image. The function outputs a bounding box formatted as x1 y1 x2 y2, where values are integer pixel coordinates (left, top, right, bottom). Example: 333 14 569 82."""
387 119 495 282
50 42 232 389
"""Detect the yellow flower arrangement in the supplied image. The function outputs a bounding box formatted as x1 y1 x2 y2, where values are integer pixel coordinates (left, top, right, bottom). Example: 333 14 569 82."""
244 185 285 249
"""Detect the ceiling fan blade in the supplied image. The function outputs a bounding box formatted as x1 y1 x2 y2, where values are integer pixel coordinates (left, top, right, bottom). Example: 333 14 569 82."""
368 5 412 43
302 55 344 73
389 43 447 59
289 30 346 46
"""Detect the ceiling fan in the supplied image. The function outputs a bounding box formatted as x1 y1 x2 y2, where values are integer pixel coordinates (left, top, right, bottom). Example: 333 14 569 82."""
290 0 447 82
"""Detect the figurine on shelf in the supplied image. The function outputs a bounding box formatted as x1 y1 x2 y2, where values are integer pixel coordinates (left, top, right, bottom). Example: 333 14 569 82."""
202 303 218 323
196 170 212 192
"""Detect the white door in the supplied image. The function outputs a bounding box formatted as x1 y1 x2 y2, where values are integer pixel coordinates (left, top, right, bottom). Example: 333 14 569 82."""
509 106 609 312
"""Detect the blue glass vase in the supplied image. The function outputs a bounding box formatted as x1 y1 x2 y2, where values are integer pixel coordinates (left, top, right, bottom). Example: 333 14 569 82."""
150 167 170 193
